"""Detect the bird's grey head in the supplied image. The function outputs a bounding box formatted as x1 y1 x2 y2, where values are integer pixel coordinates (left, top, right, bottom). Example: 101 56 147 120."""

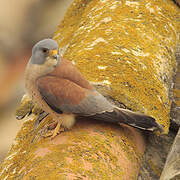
30 39 60 66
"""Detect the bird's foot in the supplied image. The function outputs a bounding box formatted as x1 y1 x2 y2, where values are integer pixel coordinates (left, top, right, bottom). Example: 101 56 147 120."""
34 112 49 130
43 121 65 139
51 121 64 139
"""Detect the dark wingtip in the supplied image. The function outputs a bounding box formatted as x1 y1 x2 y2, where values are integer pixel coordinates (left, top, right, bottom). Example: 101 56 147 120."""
115 107 165 134
144 115 165 134
154 122 165 134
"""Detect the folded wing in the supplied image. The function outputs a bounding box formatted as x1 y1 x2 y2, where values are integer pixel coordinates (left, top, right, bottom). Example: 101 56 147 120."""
37 76 163 132
37 76 113 115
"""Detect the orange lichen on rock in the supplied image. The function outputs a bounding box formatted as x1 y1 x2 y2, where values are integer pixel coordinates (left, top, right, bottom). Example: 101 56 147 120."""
1 0 180 179
54 0 180 133
0 117 145 179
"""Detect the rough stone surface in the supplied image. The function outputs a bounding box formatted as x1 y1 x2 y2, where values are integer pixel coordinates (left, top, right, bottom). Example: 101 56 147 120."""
0 115 145 179
138 131 176 179
171 46 180 126
0 0 180 179
174 0 180 7
160 128 180 180
54 0 180 134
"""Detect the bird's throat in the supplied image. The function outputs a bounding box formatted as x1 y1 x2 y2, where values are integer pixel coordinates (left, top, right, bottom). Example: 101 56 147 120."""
24 63 46 107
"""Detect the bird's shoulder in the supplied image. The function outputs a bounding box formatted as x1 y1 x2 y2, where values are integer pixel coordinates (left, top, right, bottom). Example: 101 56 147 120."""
49 57 94 90
37 76 91 105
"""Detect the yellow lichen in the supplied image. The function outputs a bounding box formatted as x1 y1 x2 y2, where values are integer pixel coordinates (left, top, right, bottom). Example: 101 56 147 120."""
15 94 34 119
173 60 180 108
32 105 44 115
173 89 180 106
54 0 180 133
1 0 179 179
0 118 143 179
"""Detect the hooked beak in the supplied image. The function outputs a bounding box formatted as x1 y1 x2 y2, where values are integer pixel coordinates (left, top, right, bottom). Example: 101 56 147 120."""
49 49 60 67
49 49 58 59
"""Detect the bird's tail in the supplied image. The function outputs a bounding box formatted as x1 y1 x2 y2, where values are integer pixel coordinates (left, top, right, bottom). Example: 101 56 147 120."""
90 107 164 133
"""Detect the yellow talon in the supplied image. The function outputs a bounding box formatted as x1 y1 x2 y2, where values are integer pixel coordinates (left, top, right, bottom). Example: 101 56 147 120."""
42 121 65 139
51 122 61 139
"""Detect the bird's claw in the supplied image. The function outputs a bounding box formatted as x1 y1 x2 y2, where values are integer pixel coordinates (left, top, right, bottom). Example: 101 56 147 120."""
51 122 64 139
42 121 65 139
34 112 49 130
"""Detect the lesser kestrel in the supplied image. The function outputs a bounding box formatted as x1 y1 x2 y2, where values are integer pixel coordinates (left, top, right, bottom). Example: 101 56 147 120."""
25 39 163 138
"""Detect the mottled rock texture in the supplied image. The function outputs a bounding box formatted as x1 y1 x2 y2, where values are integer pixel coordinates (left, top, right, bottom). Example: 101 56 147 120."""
0 115 145 179
54 0 180 134
0 0 180 179
160 129 180 180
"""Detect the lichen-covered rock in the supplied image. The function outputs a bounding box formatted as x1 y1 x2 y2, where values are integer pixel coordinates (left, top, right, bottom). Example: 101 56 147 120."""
15 94 44 120
171 46 180 126
0 115 145 179
138 44 180 179
138 131 176 179
1 0 180 179
159 46 180 180
160 128 180 180
54 0 180 133
15 94 34 120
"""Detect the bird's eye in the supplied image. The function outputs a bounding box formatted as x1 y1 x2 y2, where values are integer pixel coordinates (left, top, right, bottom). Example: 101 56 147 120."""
42 49 48 53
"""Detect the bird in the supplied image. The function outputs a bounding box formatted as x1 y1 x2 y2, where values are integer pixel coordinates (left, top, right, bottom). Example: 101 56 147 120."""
24 39 163 138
